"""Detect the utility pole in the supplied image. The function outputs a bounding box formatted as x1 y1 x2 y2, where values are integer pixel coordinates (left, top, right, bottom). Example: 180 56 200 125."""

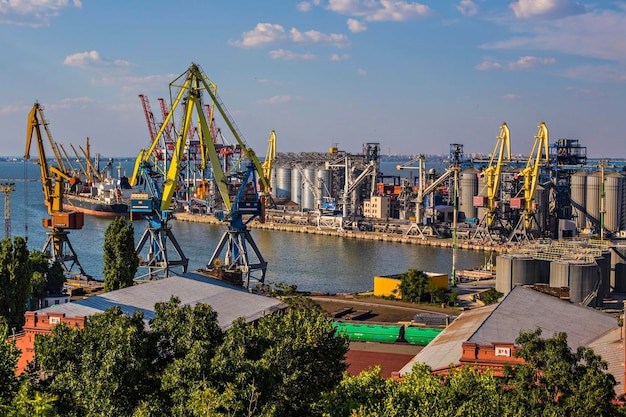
0 183 16 239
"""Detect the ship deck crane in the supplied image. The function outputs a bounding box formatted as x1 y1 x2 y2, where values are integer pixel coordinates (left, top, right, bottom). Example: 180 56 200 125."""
508 122 549 243
472 123 511 242
25 102 88 278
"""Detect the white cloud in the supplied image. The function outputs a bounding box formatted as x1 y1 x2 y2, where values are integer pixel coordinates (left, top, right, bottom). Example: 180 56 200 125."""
331 53 351 61
328 0 430 22
0 0 82 26
0 103 30 116
290 28 351 47
507 56 556 70
475 60 502 70
502 93 522 101
257 96 297 104
456 0 478 16
484 9 626 66
297 2 313 12
229 23 288 47
509 0 586 19
230 23 349 48
347 18 367 32
357 68 367 75
64 51 131 69
269 49 317 60
46 96 94 110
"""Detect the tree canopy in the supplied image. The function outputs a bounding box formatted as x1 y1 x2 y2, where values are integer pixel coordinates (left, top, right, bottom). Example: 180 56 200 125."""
0 237 31 331
103 216 138 292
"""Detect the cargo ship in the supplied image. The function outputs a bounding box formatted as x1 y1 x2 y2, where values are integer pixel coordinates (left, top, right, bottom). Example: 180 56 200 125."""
64 176 133 218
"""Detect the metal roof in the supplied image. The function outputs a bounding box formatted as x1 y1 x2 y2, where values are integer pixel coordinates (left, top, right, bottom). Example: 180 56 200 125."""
39 272 288 330
401 286 620 376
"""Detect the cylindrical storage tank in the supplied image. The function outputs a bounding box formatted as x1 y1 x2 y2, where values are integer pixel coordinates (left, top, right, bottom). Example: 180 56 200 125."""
274 167 292 200
496 254 538 293
611 245 626 293
571 171 587 230
290 168 302 207
605 172 623 234
475 172 487 223
535 258 551 284
550 260 600 304
316 168 331 198
586 171 600 230
534 183 548 233
302 167 316 210
460 167 479 220
596 251 611 300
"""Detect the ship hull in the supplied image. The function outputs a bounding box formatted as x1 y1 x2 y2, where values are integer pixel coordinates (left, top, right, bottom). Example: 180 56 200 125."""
64 194 130 218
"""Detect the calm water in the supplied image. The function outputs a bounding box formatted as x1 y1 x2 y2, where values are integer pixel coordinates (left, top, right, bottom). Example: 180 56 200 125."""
0 160 485 293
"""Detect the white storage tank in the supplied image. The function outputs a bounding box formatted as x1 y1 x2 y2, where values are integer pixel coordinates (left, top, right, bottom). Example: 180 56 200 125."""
290 168 302 207
302 167 317 210
460 167 479 220
275 167 292 200
496 254 540 294
571 171 587 230
316 168 331 198
586 171 600 230
605 172 623 234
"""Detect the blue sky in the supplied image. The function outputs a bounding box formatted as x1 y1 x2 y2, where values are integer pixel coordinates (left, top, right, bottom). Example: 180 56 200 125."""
1 0 624 159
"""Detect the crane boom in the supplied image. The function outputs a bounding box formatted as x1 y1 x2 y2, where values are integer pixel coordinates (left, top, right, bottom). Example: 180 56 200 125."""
480 122 511 226
517 121 549 226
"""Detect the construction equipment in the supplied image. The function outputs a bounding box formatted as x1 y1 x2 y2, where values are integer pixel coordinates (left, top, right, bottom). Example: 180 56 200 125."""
508 122 549 243
25 102 88 278
261 130 276 207
472 123 511 242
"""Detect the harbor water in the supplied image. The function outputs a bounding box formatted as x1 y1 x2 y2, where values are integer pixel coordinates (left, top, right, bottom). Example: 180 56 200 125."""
1 160 486 294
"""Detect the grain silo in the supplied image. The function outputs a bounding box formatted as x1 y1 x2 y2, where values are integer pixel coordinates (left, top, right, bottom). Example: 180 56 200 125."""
605 172 623 234
275 166 292 200
290 167 302 207
495 254 540 294
595 251 611 300
571 171 587 230
316 167 331 198
586 171 601 230
550 260 600 304
460 167 479 221
302 167 317 210
611 245 626 292
475 171 488 223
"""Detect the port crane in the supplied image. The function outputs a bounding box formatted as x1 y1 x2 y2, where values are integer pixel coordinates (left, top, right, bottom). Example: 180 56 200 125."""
508 122 549 243
25 102 88 278
472 123 511 242
262 130 277 208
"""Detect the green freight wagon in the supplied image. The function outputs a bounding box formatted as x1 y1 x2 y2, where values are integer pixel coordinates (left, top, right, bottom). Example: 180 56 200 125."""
333 322 402 343
403 326 442 345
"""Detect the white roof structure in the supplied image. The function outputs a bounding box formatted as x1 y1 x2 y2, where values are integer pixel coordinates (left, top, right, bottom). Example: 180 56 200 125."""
38 272 288 330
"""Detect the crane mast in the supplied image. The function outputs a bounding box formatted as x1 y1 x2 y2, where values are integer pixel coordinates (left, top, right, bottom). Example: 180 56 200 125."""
25 102 88 278
472 123 511 242
508 121 549 243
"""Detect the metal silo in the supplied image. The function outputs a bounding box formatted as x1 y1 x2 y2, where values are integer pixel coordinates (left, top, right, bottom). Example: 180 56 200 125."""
596 251 611 299
611 245 626 292
586 171 600 231
460 167 479 220
496 254 538 294
571 171 587 230
605 172 623 234
496 254 513 294
275 167 292 200
550 260 600 304
291 168 302 207
475 172 487 223
316 168 331 198
302 167 317 210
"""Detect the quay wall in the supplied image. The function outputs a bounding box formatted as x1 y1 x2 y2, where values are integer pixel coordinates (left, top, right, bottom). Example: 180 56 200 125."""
173 212 508 254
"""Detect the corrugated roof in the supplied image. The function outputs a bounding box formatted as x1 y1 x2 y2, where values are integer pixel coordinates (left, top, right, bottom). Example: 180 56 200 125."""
469 286 618 350
400 286 621 377
588 327 624 395
399 304 497 374
39 273 287 330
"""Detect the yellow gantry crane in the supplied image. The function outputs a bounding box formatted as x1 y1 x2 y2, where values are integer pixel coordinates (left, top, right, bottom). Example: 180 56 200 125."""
472 123 511 242
25 102 88 278
509 121 549 242
261 130 276 207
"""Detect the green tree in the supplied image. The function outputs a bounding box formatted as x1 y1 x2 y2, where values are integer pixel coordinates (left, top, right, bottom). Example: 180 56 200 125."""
33 307 154 417
480 287 503 305
103 216 138 292
398 268 429 303
503 328 620 417
29 251 65 310
0 237 32 331
0 324 20 408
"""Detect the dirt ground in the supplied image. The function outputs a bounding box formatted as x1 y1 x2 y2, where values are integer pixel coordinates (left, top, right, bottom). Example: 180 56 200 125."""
308 293 461 324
